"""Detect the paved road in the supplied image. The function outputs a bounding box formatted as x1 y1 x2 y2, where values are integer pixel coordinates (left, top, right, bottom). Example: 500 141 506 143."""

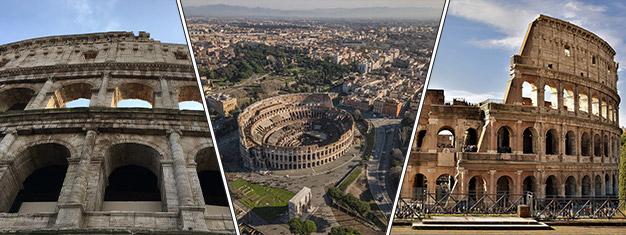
217 73 269 93
366 118 401 218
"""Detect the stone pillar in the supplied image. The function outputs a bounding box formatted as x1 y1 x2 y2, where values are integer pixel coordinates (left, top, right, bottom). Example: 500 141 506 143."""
90 73 110 107
25 78 54 110
558 183 566 197
515 170 523 195
167 130 208 231
55 129 97 228
488 170 496 195
0 129 17 160
160 77 174 109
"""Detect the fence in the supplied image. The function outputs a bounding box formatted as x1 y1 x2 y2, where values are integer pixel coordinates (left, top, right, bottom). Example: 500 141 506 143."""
395 191 625 220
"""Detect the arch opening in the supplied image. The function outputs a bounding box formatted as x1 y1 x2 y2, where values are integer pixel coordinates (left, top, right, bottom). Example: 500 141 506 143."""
545 175 559 198
497 126 511 153
545 129 558 155
196 148 229 206
595 175 602 196
565 176 577 197
4 143 70 213
594 134 601 157
591 95 599 116
523 128 535 154
177 86 204 110
563 88 574 112
521 81 538 106
463 128 477 152
112 83 155 108
582 175 591 196
46 83 92 108
0 88 35 112
437 128 454 149
415 130 426 151
544 84 557 109
436 174 454 200
413 174 427 198
522 176 536 194
581 132 591 156
103 143 163 211
565 131 576 155
468 176 486 201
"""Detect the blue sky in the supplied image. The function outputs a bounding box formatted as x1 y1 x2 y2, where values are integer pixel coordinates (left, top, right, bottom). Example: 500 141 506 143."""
430 0 626 126
0 0 186 44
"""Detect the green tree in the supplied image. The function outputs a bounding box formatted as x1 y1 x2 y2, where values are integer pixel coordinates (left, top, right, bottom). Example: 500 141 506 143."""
288 218 304 235
303 220 317 234
329 226 362 235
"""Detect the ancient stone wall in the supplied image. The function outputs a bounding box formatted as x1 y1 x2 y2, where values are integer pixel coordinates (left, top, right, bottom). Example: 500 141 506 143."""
0 32 234 233
403 15 620 200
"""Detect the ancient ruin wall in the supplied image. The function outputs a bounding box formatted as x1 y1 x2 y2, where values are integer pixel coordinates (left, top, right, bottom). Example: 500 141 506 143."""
0 32 233 233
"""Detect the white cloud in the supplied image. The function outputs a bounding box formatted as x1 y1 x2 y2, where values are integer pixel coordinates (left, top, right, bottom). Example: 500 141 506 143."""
61 0 119 31
442 89 504 104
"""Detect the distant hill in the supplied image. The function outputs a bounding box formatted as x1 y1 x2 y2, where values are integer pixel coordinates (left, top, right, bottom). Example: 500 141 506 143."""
183 4 442 20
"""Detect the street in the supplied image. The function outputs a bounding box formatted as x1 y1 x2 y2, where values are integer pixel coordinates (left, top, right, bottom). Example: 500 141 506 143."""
366 117 401 218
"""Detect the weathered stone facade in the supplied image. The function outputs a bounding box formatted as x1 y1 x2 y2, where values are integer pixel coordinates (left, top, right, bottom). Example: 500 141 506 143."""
288 187 312 219
0 32 234 233
238 93 355 170
402 15 620 200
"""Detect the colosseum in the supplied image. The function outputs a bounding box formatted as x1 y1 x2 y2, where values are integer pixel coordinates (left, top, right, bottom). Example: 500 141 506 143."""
402 15 620 200
0 32 234 233
238 93 355 170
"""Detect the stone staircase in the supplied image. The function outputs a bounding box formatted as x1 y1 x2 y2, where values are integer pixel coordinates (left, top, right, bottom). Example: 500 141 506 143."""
412 216 551 230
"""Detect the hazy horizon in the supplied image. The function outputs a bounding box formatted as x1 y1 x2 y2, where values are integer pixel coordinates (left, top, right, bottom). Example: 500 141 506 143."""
182 0 444 11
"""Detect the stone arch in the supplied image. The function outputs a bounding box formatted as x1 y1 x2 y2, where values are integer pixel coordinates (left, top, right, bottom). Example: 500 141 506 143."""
415 130 426 151
591 95 600 116
523 127 536 154
522 175 536 195
102 143 164 211
497 126 512 153
464 128 478 148
545 175 559 197
581 132 591 156
593 133 601 157
545 129 558 155
565 131 576 156
436 174 454 200
195 147 228 206
111 83 155 108
594 175 602 196
582 175 591 196
521 80 538 106
413 173 427 197
437 127 455 149
468 175 486 200
1 143 71 213
0 87 35 112
176 85 203 110
565 176 577 197
563 87 575 112
46 82 92 108
496 175 512 195
579 91 589 113
544 84 558 109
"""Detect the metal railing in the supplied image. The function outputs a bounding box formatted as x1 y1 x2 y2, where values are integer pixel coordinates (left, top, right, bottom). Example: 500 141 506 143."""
395 192 626 220
395 192 531 219
535 197 625 220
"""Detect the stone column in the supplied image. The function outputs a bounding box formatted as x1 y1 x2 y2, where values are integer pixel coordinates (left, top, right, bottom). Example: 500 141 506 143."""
168 130 208 231
515 170 523 195
55 129 97 228
160 77 174 109
0 129 17 160
90 73 110 107
488 170 496 195
25 78 54 110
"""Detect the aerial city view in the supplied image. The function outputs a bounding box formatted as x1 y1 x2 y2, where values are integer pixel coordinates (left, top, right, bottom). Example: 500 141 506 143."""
183 0 445 234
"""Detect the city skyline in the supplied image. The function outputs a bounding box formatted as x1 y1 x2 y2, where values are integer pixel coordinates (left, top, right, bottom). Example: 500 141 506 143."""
182 0 445 11
429 0 626 126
